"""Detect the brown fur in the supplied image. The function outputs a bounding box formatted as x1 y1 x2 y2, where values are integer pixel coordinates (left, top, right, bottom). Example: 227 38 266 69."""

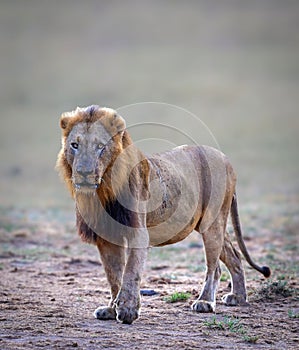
56 105 270 324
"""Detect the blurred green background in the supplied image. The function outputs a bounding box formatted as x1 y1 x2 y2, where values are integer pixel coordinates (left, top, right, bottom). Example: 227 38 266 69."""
0 0 298 213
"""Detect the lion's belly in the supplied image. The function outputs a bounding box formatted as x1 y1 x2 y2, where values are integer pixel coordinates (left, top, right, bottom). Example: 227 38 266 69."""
146 186 202 247
148 213 200 247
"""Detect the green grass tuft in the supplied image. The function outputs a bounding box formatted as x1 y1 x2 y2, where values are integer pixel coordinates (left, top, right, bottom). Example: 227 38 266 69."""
288 309 299 319
203 316 225 330
243 335 259 343
203 315 259 344
253 279 295 301
164 292 191 303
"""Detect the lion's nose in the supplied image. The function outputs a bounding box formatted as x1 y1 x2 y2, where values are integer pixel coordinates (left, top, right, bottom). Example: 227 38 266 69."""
76 165 94 177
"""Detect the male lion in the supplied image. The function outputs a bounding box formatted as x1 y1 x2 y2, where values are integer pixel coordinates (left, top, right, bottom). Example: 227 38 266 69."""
56 105 270 324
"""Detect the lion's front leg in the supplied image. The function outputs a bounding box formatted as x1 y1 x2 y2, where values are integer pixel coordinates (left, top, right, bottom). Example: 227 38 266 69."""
94 239 126 321
114 247 148 324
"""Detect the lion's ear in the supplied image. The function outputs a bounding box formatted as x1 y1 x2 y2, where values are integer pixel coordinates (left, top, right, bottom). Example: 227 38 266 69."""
112 113 126 133
60 115 71 129
60 109 78 130
101 108 126 135
60 107 82 130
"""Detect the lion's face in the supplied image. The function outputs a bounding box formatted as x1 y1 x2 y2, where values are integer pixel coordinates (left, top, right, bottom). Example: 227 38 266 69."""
66 121 112 192
58 106 126 194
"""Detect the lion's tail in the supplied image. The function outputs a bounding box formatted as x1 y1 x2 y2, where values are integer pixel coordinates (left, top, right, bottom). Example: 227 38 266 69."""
230 193 271 278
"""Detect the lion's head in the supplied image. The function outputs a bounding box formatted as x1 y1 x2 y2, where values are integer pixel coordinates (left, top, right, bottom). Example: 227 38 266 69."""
57 105 127 197
56 105 149 204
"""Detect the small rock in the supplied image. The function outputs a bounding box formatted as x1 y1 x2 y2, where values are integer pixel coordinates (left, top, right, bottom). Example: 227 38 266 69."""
140 289 158 296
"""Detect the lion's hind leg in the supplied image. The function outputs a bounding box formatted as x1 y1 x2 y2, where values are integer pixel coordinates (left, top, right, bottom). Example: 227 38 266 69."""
192 221 223 313
220 231 248 306
94 239 125 321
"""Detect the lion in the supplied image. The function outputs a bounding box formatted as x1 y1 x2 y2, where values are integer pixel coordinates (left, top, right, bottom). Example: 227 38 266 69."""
56 105 270 324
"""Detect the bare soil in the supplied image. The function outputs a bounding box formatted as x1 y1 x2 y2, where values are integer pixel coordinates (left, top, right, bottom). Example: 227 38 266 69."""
0 208 298 350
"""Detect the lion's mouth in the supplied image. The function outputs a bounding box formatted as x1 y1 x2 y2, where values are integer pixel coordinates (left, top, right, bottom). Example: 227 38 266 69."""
74 182 99 191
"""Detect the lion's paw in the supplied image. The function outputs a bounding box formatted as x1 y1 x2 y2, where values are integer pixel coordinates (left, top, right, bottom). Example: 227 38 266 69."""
115 291 140 324
191 300 215 313
222 293 248 306
116 305 140 324
94 306 116 320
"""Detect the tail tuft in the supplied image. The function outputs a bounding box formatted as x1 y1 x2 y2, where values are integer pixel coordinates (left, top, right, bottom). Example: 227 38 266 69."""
261 266 271 278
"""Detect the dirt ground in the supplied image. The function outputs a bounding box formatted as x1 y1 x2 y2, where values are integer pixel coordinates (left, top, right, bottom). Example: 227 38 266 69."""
0 206 298 350
0 1 298 349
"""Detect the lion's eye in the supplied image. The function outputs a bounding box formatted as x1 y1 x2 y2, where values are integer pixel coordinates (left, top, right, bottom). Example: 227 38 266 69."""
71 142 79 150
98 143 105 149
